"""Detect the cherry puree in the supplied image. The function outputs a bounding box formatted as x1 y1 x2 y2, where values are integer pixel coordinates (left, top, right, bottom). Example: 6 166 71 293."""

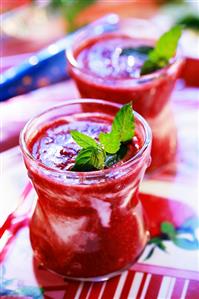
29 116 140 171
76 36 149 79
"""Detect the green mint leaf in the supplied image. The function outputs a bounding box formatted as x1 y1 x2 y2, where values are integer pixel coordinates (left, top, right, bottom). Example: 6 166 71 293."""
71 103 135 171
141 58 168 75
176 14 199 32
161 222 176 240
141 26 182 75
120 46 154 56
105 143 128 168
112 103 135 142
71 130 98 149
99 131 121 154
72 146 105 171
100 103 135 154
150 25 182 61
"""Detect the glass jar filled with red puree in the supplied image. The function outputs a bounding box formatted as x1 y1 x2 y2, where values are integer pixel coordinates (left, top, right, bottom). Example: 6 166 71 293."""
67 17 184 170
20 99 151 281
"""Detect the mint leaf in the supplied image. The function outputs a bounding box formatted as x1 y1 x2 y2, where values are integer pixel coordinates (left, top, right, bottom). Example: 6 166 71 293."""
141 58 168 75
141 26 182 75
99 103 135 154
112 103 135 142
176 14 199 32
150 26 182 61
71 103 135 171
105 143 128 167
71 130 98 149
72 146 105 171
120 46 154 56
161 222 176 240
99 131 120 154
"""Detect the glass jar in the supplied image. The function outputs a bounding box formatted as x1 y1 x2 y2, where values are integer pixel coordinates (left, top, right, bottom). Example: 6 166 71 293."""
20 99 151 281
67 17 184 170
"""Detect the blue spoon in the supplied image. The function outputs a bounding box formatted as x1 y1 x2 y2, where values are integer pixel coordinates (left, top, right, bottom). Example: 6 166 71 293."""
0 14 119 102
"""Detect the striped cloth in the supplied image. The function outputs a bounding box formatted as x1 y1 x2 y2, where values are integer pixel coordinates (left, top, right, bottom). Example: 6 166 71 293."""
43 269 199 299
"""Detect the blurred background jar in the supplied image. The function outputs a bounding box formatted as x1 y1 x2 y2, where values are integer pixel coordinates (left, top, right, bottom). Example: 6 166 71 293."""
67 17 184 170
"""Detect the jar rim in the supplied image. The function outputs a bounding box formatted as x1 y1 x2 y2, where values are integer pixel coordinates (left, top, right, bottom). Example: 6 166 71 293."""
19 99 152 179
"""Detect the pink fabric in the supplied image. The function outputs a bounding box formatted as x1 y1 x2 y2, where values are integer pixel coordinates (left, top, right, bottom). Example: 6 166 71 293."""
1 81 198 152
0 80 78 151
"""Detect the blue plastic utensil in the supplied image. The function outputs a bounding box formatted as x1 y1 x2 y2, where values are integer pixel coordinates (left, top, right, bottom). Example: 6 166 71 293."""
0 14 119 102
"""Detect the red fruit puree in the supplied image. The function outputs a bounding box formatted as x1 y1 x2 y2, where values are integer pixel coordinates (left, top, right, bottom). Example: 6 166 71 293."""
20 100 151 280
68 34 184 170
30 117 139 171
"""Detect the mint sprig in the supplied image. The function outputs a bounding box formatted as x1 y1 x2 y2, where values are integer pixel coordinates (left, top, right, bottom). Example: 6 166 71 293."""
176 14 199 32
71 130 98 148
105 143 128 168
99 103 135 154
72 146 105 171
140 26 182 75
120 46 154 57
71 103 135 171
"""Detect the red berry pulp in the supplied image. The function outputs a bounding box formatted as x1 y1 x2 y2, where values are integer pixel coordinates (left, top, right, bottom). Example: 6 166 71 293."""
21 101 151 280
29 116 140 171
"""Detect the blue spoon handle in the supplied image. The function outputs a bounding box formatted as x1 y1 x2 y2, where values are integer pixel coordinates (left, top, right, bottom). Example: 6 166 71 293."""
0 14 119 102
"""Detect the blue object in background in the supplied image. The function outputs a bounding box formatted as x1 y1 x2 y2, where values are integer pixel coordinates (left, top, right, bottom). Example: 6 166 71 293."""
0 37 72 102
0 14 119 102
